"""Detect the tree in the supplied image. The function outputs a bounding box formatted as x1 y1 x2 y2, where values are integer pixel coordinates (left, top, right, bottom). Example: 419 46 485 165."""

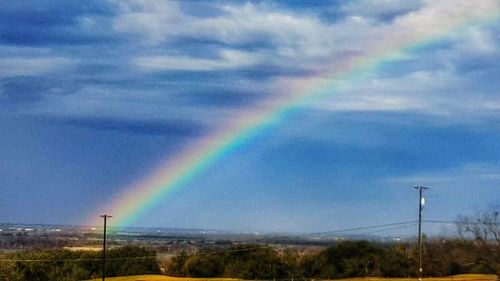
456 206 500 274
166 251 188 276
182 253 224 277
222 245 281 279
3 245 160 280
314 241 388 278
457 207 499 245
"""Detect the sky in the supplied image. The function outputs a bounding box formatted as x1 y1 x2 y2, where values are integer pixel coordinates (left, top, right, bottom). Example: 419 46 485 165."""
0 0 499 234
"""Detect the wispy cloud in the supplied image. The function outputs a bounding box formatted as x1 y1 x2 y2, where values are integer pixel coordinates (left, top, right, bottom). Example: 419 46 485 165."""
310 70 500 122
378 162 500 220
0 76 78 104
112 1 370 72
0 57 75 77
340 0 424 19
1 0 498 125
134 49 264 71
47 116 205 136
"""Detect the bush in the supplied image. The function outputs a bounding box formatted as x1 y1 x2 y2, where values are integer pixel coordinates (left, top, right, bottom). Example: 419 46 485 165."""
3 245 160 280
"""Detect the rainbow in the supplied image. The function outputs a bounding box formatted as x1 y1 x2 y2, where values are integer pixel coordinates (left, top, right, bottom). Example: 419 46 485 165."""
86 3 500 227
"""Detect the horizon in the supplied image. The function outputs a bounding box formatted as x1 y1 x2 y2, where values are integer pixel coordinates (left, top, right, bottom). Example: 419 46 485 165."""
0 220 461 239
1 0 499 233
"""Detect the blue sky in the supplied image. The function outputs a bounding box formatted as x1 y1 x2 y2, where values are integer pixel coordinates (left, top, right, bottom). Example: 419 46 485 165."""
1 0 499 234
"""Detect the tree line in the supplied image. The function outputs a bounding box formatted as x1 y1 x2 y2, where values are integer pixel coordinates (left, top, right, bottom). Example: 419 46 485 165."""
0 245 160 281
165 208 499 279
165 239 499 280
0 238 498 280
0 208 498 280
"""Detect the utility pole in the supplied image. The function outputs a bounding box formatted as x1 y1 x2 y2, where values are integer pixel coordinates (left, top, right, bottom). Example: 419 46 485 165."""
100 213 112 281
414 185 428 280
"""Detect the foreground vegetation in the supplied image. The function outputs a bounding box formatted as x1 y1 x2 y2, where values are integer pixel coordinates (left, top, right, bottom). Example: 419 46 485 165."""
165 240 499 279
1 208 498 281
1 239 498 281
0 245 160 280
89 275 498 281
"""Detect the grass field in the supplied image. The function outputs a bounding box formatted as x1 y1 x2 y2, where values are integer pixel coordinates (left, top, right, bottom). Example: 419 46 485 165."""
90 277 241 281
90 274 498 281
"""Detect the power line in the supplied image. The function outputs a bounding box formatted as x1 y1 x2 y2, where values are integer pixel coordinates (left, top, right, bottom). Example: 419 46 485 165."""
310 221 417 235
352 223 418 235
309 219 497 236
1 220 494 264
425 220 499 226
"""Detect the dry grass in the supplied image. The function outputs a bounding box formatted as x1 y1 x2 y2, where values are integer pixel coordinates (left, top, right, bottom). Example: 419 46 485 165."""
89 274 497 281
89 277 241 281
335 273 497 280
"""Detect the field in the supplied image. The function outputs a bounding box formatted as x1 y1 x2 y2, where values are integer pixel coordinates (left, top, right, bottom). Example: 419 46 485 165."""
90 275 498 281
90 277 241 281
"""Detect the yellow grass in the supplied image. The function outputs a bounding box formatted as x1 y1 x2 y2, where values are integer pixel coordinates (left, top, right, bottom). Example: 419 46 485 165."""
89 275 497 281
89 277 241 281
64 246 102 251
334 273 497 280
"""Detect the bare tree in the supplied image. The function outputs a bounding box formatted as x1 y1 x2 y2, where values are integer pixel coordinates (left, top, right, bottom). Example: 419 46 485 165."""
456 205 500 274
456 206 499 246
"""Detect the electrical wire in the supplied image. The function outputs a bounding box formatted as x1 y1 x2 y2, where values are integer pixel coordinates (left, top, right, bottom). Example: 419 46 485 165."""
1 219 495 263
309 221 417 235
310 219 498 236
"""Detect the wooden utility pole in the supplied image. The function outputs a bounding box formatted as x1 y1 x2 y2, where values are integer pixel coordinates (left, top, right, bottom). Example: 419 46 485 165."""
100 214 112 281
414 185 428 280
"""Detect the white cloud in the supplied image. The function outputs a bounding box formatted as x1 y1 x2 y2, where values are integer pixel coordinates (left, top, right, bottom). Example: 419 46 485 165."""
113 1 334 53
340 0 424 18
385 0 499 44
134 49 264 71
0 57 75 77
379 163 500 226
446 26 499 57
32 0 497 125
191 3 336 57
384 163 500 188
112 0 184 43
114 0 499 75
463 28 498 54
308 65 500 121
267 0 500 120
25 84 244 129
111 1 369 67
